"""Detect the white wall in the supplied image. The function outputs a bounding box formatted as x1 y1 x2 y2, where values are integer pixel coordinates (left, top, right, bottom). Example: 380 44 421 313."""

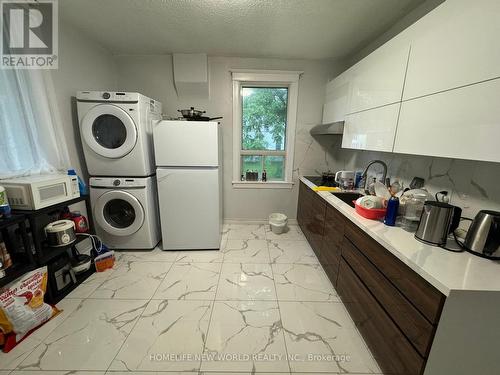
50 21 118 179
114 55 345 220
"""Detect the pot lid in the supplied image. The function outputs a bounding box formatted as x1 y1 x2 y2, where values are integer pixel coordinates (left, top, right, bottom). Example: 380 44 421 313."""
45 220 75 232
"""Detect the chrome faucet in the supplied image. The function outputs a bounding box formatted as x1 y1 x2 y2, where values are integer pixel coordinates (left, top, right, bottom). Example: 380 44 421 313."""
361 160 388 194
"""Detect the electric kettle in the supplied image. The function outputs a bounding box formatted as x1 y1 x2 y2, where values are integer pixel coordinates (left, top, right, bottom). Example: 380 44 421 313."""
464 210 500 259
415 201 462 246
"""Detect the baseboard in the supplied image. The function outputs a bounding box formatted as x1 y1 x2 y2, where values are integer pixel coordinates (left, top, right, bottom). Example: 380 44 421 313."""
224 218 298 225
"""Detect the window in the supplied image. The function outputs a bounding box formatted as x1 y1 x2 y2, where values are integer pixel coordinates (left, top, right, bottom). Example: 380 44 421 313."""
232 70 301 188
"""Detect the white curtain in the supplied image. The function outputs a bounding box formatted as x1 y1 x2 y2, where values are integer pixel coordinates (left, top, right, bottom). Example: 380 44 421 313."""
0 68 70 179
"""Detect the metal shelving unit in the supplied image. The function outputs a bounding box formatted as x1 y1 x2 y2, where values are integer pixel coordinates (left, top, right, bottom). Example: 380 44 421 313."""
0 214 36 288
11 195 95 303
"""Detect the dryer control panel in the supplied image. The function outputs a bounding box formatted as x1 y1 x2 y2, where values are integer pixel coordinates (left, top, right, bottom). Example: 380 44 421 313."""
77 91 140 102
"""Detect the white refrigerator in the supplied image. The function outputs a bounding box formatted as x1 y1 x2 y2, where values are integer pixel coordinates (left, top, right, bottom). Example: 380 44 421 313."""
153 120 222 250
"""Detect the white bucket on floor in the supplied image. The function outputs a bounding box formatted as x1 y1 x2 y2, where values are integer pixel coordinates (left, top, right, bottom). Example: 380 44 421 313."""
269 213 288 234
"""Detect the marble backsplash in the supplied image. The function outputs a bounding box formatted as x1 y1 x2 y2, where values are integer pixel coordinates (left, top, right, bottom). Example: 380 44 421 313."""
298 134 500 219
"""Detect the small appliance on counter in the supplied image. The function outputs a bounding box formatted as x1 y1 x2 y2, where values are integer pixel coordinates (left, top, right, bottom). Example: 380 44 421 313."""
45 220 77 247
415 201 462 246
0 174 80 210
464 210 500 260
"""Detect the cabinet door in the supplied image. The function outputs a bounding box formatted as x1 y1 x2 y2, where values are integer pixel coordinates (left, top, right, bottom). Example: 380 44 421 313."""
307 194 327 256
395 78 500 163
403 0 500 100
348 41 409 114
342 103 400 152
297 182 309 233
319 205 346 286
322 70 352 123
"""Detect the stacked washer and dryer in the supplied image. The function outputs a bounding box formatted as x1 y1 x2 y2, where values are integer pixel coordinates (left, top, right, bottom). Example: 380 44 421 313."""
76 91 162 249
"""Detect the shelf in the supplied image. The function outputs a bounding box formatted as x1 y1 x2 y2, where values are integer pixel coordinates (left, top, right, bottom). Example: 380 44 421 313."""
0 213 26 230
12 195 90 216
0 262 36 288
38 236 88 265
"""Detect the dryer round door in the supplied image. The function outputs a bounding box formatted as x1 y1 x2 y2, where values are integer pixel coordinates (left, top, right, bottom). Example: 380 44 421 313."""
81 104 137 158
94 190 145 236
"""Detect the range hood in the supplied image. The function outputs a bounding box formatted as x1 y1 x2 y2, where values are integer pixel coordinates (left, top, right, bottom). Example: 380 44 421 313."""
310 121 344 135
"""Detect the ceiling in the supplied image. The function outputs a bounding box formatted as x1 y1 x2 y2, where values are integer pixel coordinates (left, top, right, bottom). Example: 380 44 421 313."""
60 0 427 60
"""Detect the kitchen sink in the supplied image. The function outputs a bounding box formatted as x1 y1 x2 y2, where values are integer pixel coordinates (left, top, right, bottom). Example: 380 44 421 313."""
330 192 363 208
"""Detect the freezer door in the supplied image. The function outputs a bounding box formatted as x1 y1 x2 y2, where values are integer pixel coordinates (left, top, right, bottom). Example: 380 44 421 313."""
156 168 221 250
153 121 220 167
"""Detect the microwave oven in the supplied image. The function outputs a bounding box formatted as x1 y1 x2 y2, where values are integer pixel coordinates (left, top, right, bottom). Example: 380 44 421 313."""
1 174 80 210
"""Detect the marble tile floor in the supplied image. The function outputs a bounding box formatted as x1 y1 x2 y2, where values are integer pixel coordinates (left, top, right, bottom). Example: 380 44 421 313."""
0 224 382 375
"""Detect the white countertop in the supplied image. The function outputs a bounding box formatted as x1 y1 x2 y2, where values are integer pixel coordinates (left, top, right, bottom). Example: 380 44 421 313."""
300 176 500 296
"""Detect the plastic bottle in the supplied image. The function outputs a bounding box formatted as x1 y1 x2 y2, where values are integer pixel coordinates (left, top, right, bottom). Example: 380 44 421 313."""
68 169 88 195
0 186 11 218
384 196 400 226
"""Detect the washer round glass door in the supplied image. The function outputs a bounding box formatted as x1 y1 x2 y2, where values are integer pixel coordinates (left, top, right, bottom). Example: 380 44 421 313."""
81 104 137 158
94 190 145 236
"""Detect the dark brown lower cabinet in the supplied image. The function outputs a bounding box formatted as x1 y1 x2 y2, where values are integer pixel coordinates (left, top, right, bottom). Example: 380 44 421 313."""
297 180 446 375
320 204 346 285
297 181 326 257
344 222 445 324
337 259 425 375
342 238 436 357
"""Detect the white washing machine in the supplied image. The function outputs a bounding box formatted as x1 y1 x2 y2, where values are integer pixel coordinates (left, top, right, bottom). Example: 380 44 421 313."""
77 91 162 177
90 176 160 249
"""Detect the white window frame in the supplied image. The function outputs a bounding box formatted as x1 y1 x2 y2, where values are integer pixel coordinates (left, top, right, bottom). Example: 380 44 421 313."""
232 70 302 189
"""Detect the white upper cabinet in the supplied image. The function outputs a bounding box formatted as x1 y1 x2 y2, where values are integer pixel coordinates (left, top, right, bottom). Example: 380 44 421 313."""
395 78 500 162
342 103 400 152
403 0 500 100
322 70 352 124
348 39 410 114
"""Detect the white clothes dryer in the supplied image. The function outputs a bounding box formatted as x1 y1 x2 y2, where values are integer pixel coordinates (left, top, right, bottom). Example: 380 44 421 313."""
77 91 162 176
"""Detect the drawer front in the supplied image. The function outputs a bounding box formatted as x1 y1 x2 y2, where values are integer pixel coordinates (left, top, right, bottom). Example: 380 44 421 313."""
337 259 425 375
345 222 445 323
342 238 435 357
